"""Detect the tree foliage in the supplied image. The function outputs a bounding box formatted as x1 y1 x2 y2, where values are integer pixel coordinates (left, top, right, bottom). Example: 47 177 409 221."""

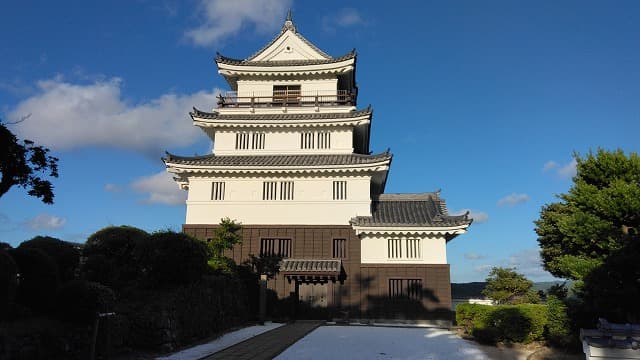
209 217 242 258
19 236 80 282
0 122 59 204
482 267 536 305
535 149 640 281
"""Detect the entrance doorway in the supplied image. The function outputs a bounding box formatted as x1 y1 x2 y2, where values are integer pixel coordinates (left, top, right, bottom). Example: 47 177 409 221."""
298 283 328 308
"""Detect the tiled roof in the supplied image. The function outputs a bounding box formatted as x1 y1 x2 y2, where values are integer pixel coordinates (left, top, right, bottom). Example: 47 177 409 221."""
350 193 472 227
245 13 331 61
216 51 356 67
164 152 391 167
280 259 342 276
581 319 640 350
191 106 371 121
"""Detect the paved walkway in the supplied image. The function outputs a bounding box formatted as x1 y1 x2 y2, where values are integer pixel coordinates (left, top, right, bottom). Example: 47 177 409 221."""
200 321 323 360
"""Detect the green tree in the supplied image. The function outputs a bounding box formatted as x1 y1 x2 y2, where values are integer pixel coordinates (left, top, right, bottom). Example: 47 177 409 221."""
482 267 536 305
0 121 59 204
535 149 640 283
207 218 242 273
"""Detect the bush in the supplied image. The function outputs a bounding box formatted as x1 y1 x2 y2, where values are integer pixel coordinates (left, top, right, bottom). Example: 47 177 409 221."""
118 275 250 351
456 303 548 344
545 295 573 346
137 231 209 288
19 236 80 282
82 226 149 289
0 250 18 319
56 280 116 324
9 247 60 313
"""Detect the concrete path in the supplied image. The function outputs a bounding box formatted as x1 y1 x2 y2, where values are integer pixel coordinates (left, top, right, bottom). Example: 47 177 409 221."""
200 321 323 360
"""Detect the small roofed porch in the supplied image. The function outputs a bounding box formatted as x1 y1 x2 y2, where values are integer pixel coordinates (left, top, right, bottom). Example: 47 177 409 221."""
279 259 344 319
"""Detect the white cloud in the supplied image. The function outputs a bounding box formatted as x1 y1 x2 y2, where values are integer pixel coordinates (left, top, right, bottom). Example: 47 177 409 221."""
8 77 219 156
322 8 365 32
542 161 558 172
497 193 530 207
185 0 292 47
464 253 486 260
508 249 551 280
452 209 489 224
104 183 123 193
558 159 577 178
24 213 67 230
543 159 577 179
130 171 187 205
474 264 493 274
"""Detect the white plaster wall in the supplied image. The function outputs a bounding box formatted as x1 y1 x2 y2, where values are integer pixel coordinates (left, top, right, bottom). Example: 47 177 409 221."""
212 127 353 155
360 235 447 264
185 176 372 225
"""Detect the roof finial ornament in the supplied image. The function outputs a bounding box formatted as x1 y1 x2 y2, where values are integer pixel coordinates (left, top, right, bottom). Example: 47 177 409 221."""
283 9 296 33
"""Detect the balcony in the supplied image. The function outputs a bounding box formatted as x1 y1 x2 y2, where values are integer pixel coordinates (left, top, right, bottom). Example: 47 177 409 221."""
217 90 356 109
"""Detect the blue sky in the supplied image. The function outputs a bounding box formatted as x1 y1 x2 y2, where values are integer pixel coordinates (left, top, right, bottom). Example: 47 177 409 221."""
1 0 639 282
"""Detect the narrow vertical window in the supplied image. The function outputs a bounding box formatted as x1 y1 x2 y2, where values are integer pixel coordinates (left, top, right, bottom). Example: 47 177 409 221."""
388 238 403 259
263 181 277 200
279 181 294 200
211 182 225 200
406 238 421 259
300 132 315 149
260 238 292 257
332 238 347 259
317 131 331 149
332 181 347 200
389 279 423 300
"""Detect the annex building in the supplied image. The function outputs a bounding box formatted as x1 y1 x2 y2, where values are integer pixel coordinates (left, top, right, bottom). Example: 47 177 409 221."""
164 13 472 320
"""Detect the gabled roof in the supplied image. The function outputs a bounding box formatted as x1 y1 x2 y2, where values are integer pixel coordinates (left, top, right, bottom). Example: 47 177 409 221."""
191 106 371 121
216 11 355 68
350 193 472 228
164 152 391 168
246 10 330 61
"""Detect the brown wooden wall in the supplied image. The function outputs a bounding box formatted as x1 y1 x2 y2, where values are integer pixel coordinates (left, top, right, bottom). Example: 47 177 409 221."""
184 224 452 320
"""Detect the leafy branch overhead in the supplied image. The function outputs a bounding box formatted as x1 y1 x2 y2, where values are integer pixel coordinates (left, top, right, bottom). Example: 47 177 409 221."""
0 121 59 204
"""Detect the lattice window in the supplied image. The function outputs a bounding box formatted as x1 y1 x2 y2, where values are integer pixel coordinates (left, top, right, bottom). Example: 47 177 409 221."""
211 182 225 200
333 181 347 200
317 131 331 149
279 181 294 200
262 181 277 200
332 238 347 259
260 238 291 258
388 238 402 259
406 238 421 259
262 181 294 200
236 132 265 149
388 279 423 301
300 131 331 149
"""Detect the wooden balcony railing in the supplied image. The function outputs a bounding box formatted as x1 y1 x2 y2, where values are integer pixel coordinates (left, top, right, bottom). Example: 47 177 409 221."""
217 90 356 108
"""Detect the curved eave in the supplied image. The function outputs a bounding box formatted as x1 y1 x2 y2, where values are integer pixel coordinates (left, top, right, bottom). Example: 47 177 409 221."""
217 57 355 77
192 115 371 129
164 160 391 175
351 224 471 237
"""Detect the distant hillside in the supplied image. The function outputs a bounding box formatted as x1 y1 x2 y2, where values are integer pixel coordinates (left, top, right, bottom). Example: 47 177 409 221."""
452 281 566 299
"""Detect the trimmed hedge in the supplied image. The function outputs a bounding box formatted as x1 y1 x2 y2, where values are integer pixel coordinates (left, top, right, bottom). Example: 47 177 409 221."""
9 247 60 313
19 236 80 282
137 231 209 288
56 280 116 324
0 250 18 319
456 303 548 343
83 226 149 289
118 275 251 352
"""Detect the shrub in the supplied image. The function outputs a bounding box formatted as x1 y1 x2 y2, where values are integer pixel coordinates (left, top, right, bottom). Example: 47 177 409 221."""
456 303 548 344
19 236 80 282
9 247 60 313
137 231 209 288
82 226 149 289
0 250 18 319
545 295 572 346
56 280 116 324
